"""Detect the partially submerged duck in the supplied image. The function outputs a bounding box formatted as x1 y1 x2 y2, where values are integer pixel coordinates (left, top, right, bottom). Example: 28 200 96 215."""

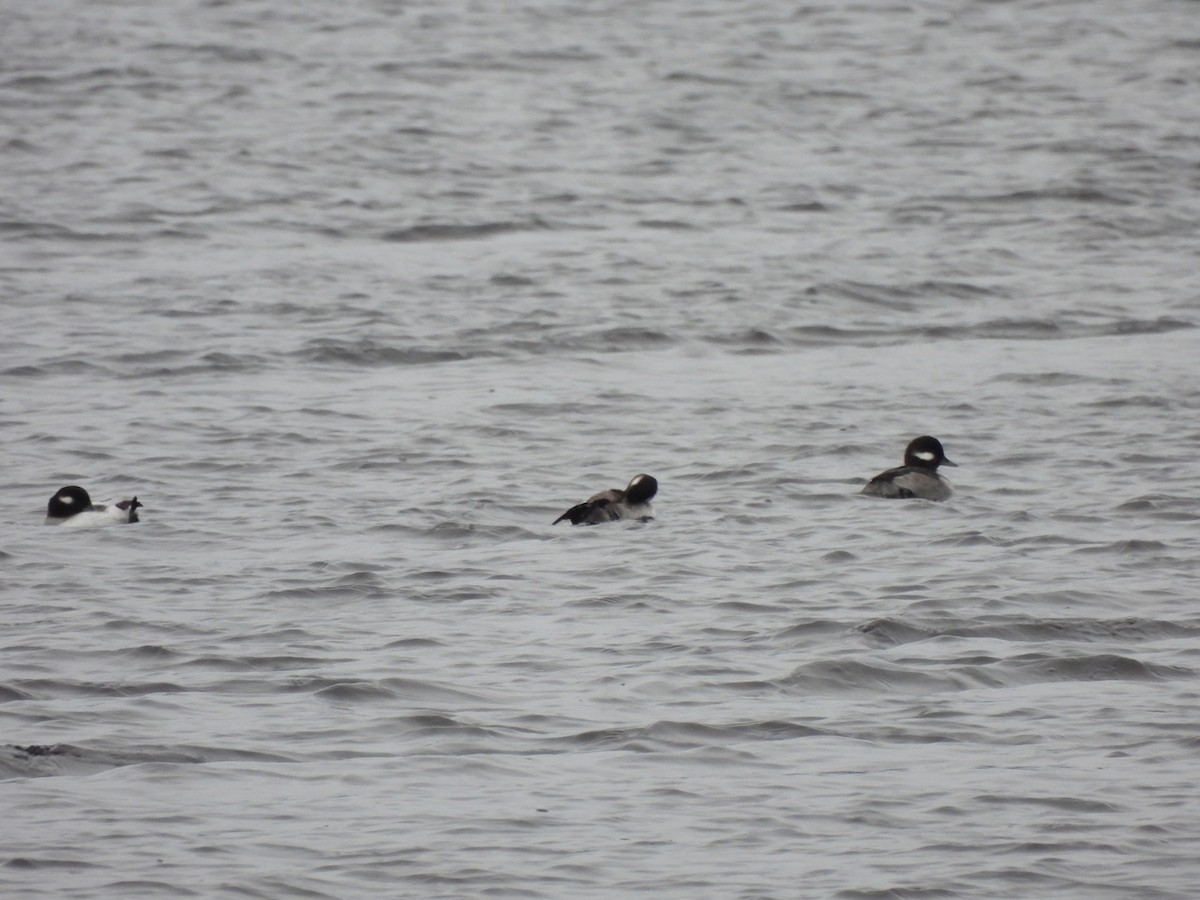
553 474 657 525
45 485 142 526
861 436 956 501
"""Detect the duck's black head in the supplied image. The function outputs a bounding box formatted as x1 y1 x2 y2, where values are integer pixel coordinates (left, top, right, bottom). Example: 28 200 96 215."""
47 485 94 519
625 474 658 504
903 436 956 471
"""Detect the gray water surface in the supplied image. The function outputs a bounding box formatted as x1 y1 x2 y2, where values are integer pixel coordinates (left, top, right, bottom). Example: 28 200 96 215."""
3 1 1200 897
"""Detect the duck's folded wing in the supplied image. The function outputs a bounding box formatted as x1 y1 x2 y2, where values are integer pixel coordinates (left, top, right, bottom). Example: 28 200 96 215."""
553 502 591 525
552 491 620 525
861 466 916 499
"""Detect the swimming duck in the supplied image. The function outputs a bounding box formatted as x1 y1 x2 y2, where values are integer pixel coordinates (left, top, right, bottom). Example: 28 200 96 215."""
553 474 657 525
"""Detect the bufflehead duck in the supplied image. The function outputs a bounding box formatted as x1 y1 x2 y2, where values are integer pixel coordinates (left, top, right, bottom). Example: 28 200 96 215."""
553 473 657 525
861 436 957 501
45 485 143 526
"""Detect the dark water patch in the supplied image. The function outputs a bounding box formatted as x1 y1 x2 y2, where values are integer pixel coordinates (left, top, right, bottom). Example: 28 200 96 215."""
295 338 474 366
775 316 1192 348
13 65 153 86
116 357 269 378
5 358 113 378
1083 393 1176 410
938 186 1137 207
715 600 789 614
0 684 34 702
377 713 506 744
96 881 201 897
1000 533 1091 548
554 725 658 752
860 618 935 647
227 879 337 900
1119 453 1179 465
776 660 953 694
1004 589 1106 608
3 856 102 871
331 570 386 587
144 226 205 241
861 616 1200 648
565 326 677 351
144 147 192 160
0 220 135 243
822 550 859 562
297 406 370 420
297 676 489 704
771 323 896 346
989 652 1186 685
2 742 294 778
1115 495 1200 520
556 718 827 752
382 217 550 243
487 400 610 416
662 69 748 86
566 595 658 610
816 279 998 309
144 42 277 64
114 349 191 365
816 280 919 311
963 318 1067 339
1073 539 1170 554
854 725 962 746
770 651 1185 695
382 637 444 649
836 888 958 899
323 559 388 573
15 679 188 698
183 654 327 672
933 531 1002 547
996 840 1128 858
190 351 269 373
649 718 827 744
145 300 239 319
314 681 410 702
364 522 438 538
260 583 389 602
514 46 607 64
0 220 73 241
0 745 85 778
429 522 529 544
637 218 695 230
778 200 831 213
228 627 320 646
1101 318 1194 337
490 272 537 286
407 569 459 582
1054 513 1110 525
774 619 860 642
880 583 930 596
9 744 63 758
985 451 1046 470
0 138 40 153
990 371 1126 387
102 618 213 636
122 644 182 660
976 793 1121 814
706 328 784 351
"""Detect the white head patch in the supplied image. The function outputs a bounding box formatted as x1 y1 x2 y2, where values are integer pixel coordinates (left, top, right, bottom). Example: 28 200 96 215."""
915 451 936 462
60 494 75 505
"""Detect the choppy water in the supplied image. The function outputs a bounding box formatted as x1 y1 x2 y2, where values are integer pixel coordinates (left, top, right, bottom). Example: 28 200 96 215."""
4 1 1200 897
